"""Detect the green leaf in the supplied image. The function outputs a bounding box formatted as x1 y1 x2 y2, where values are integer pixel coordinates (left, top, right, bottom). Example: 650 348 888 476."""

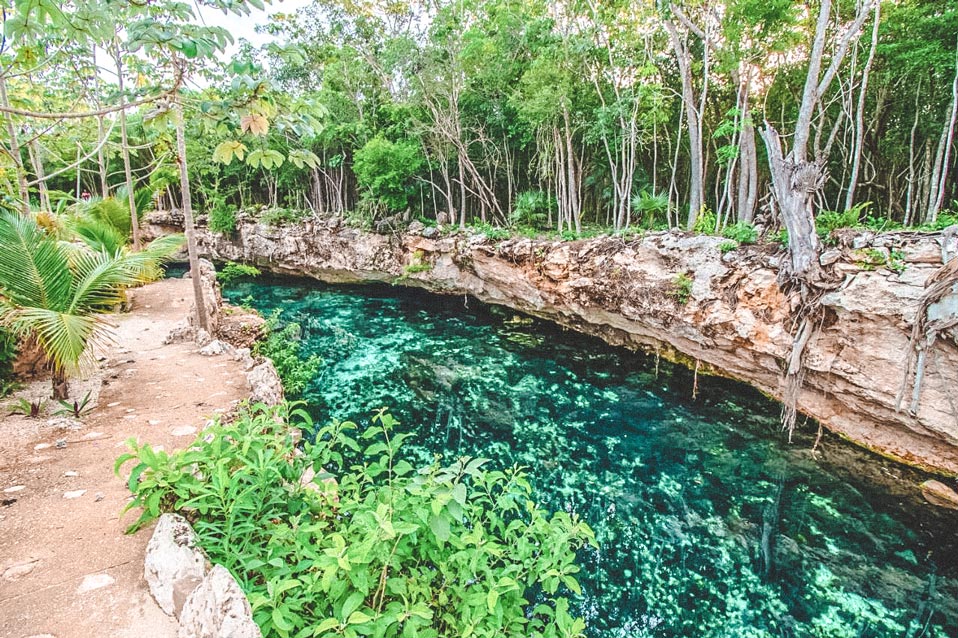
341 591 364 621
429 514 450 542
486 589 499 613
347 611 372 625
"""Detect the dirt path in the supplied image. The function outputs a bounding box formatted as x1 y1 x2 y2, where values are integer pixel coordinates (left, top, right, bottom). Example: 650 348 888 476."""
0 278 250 638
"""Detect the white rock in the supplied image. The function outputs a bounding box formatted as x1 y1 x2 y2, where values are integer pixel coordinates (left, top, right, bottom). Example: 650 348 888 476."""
178 565 261 638
64 471 78 477
48 417 83 431
171 426 197 437
81 431 104 440
77 573 115 593
2 558 39 581
247 361 284 406
107 401 121 408
148 419 162 426
34 443 51 451
145 513 210 617
63 490 86 499
3 485 25 493
199 340 230 356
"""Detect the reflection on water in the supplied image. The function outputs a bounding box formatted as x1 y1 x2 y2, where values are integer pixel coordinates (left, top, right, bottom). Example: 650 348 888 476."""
225 275 958 638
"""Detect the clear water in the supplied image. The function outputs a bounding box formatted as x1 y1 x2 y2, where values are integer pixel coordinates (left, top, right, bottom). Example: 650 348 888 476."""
224 275 958 638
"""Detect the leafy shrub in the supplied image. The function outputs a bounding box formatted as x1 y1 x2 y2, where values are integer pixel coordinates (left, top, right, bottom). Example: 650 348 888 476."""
353 136 425 212
631 190 670 229
117 403 595 638
470 222 511 241
510 190 553 229
692 208 717 234
217 261 261 286
254 311 322 397
719 240 738 254
259 207 310 227
0 328 17 387
208 197 237 233
817 202 871 237
671 273 693 304
721 221 757 244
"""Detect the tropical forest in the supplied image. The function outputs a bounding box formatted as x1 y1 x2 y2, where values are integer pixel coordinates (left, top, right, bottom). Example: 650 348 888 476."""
0 0 957 637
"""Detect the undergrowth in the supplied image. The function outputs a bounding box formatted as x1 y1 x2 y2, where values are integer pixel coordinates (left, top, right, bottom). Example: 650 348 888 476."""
116 403 595 638
254 311 323 397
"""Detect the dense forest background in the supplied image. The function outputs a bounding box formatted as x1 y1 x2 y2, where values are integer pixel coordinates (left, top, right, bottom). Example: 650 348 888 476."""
2 0 958 239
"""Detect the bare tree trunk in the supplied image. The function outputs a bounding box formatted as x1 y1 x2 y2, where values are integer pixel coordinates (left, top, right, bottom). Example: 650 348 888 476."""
930 43 958 222
26 139 51 213
114 45 142 251
174 99 208 333
844 3 881 211
0 75 30 214
904 82 922 226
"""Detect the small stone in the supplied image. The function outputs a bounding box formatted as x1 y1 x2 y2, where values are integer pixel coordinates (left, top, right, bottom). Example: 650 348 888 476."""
171 426 197 437
77 573 115 593
55 439 67 449
125 408 136 413
819 249 842 266
63 490 87 499
34 443 51 451
2 558 39 581
422 226 439 239
3 485 25 493
24 634 55 638
107 402 121 408
64 471 79 477
198 340 229 357
94 492 105 502
81 431 105 440
178 565 261 638
148 419 161 426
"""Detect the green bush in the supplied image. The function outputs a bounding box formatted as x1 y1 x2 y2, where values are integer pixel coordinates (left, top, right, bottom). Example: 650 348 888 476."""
254 311 322 397
259 207 310 227
469 221 511 241
353 136 425 212
117 403 595 638
817 202 871 237
721 221 757 244
671 273 693 304
217 261 261 286
0 328 17 396
719 240 738 254
208 197 237 234
692 208 717 234
510 190 553 229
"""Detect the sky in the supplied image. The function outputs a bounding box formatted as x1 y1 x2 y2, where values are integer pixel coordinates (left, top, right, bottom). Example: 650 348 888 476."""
196 0 313 56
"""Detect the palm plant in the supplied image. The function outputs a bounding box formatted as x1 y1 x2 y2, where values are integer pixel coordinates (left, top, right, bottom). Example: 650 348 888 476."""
0 211 175 399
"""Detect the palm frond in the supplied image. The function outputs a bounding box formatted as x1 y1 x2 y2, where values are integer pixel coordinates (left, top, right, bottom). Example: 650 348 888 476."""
68 249 143 314
4 307 107 374
0 212 73 311
127 234 186 282
71 217 128 255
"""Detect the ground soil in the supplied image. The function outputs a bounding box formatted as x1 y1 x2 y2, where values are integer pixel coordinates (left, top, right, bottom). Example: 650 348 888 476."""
0 278 249 638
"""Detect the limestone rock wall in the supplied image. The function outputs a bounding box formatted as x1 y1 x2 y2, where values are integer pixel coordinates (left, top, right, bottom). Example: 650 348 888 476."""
184 215 958 475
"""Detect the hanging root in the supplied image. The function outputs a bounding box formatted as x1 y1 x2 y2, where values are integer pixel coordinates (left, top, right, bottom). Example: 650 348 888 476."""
897 249 958 416
780 277 829 442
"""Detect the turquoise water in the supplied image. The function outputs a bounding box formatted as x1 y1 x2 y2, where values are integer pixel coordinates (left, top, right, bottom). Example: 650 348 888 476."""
224 275 958 638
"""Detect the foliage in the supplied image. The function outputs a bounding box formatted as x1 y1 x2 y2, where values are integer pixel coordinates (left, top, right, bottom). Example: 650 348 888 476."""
353 137 425 213
116 402 595 638
0 328 18 389
721 221 758 244
258 207 310 227
54 390 95 418
719 240 739 254
510 190 553 230
208 198 237 234
253 311 322 397
469 222 511 241
855 249 906 274
692 209 718 234
217 261 261 285
9 397 45 418
0 212 175 396
631 191 670 229
671 273 693 304
816 203 873 238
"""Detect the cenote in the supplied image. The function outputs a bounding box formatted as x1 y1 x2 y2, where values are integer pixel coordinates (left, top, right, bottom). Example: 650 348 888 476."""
223 273 958 638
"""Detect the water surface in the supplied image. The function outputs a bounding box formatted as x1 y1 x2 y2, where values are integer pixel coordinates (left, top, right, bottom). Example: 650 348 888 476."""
225 275 958 638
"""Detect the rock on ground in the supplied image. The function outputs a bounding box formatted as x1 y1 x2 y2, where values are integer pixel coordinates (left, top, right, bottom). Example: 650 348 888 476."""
145 514 211 617
178 565 262 638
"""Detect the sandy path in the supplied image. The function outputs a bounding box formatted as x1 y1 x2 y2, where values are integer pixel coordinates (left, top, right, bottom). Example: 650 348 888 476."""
0 278 250 638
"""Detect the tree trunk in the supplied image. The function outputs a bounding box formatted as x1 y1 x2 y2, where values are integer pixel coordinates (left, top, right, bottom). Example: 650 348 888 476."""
844 3 881 211
174 99 209 333
114 45 142 251
52 368 69 401
0 75 31 214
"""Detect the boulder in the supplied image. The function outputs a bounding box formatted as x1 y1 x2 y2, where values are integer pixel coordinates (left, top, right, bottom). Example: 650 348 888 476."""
145 514 210 617
178 565 262 638
218 309 267 350
247 361 284 406
198 340 230 357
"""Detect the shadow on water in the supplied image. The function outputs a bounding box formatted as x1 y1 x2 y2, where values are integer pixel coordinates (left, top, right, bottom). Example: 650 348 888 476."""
224 273 958 638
